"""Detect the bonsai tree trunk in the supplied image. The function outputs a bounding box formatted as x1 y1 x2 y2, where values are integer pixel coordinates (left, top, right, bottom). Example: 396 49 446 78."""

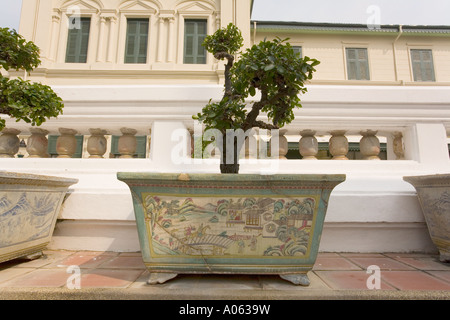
219 131 242 174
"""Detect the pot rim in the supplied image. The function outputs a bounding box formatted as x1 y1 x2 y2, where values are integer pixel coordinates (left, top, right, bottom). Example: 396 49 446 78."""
117 172 346 183
403 173 450 187
0 171 78 187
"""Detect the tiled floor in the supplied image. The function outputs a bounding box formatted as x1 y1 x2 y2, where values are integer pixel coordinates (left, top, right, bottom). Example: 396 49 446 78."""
0 250 449 299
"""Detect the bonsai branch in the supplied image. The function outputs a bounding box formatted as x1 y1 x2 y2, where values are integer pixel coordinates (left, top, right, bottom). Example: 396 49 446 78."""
252 120 279 130
215 52 234 97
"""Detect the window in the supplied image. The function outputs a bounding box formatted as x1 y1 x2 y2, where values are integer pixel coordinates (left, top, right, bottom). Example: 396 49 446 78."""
125 19 149 64
184 19 207 64
346 48 370 80
65 17 91 63
293 46 302 58
411 49 435 82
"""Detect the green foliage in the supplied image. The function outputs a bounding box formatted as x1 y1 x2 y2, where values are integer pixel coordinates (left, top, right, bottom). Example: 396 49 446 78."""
0 28 41 72
193 25 320 172
193 97 246 132
0 77 64 127
0 27 64 131
194 25 320 133
202 23 243 57
232 37 320 127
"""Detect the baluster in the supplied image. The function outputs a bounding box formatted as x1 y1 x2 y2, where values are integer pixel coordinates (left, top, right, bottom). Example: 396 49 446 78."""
392 131 405 160
187 128 194 158
56 128 78 158
360 130 380 160
148 128 152 158
118 128 137 158
299 129 318 160
0 128 21 158
27 128 50 158
270 129 288 159
244 128 258 159
329 130 349 160
87 128 108 158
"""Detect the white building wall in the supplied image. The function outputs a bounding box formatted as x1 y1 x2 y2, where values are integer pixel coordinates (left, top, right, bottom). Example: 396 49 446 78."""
2 0 448 253
1 84 449 253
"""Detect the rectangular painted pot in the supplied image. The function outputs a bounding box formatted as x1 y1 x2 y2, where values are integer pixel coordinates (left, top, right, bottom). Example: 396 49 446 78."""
403 174 450 262
0 172 78 263
117 173 345 285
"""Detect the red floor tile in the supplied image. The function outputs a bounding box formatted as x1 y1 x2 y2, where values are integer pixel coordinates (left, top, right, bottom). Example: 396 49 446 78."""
78 269 145 288
381 271 450 290
314 270 396 290
313 257 362 271
389 256 450 271
345 257 415 271
427 271 450 283
317 252 341 257
340 253 386 258
98 255 146 269
0 268 70 288
49 251 117 269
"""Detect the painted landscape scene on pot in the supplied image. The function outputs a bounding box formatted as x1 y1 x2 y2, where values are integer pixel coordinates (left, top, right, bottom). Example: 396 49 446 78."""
143 193 320 258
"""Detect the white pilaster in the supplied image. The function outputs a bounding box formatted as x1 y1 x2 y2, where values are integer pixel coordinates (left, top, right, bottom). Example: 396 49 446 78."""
150 121 191 170
404 123 449 166
106 17 117 63
96 16 107 62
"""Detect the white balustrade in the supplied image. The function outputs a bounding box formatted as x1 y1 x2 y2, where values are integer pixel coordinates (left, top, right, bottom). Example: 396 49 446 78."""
0 124 446 163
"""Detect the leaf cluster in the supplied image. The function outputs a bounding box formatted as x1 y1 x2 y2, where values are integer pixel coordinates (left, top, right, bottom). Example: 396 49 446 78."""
193 97 246 132
0 77 64 128
232 37 320 128
0 28 41 72
0 28 64 130
193 24 320 134
202 23 243 57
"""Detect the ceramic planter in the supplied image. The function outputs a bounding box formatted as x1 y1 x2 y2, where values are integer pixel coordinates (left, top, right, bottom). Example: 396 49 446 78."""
117 172 345 285
0 172 78 263
403 174 450 262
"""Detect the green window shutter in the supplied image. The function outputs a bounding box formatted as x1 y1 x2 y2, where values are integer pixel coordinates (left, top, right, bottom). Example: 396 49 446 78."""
125 19 149 64
184 19 207 64
411 49 435 82
65 17 91 63
293 46 302 58
110 136 147 158
47 135 84 158
346 48 370 80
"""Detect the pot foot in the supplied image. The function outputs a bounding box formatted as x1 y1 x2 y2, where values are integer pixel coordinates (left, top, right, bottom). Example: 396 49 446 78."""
439 252 450 263
147 273 178 285
280 273 310 286
22 251 44 261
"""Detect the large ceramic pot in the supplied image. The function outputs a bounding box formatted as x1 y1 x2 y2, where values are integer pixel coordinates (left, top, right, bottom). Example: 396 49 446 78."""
0 172 78 263
403 174 450 262
117 173 345 285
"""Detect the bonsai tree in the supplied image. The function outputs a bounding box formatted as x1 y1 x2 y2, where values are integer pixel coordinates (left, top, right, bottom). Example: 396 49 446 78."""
0 27 64 131
193 23 320 173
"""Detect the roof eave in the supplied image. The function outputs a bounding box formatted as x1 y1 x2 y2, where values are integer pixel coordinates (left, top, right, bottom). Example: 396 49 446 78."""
250 20 450 36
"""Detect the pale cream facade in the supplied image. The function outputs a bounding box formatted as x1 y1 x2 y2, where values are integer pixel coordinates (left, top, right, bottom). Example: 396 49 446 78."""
254 25 450 84
1 0 449 253
14 0 450 86
17 0 252 85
